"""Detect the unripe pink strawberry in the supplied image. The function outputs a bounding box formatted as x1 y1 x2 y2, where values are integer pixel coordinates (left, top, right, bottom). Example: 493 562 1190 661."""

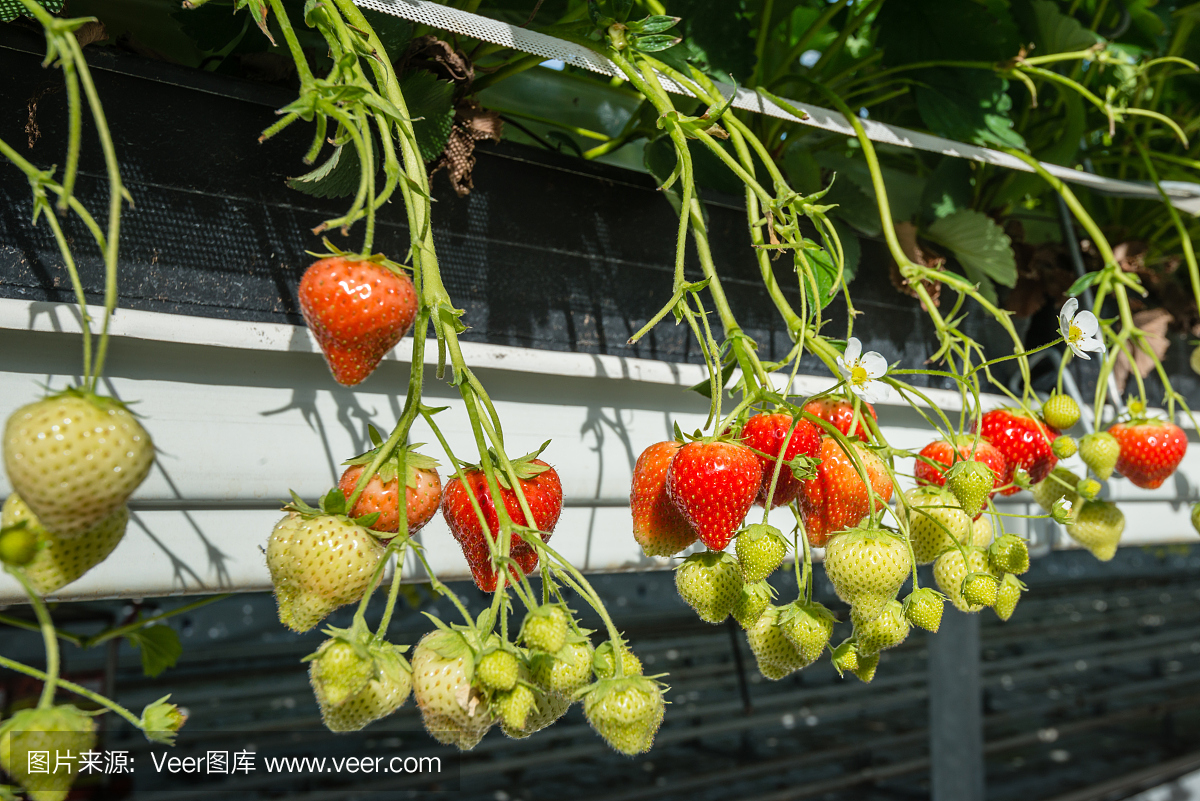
4 390 153 538
3 494 127 595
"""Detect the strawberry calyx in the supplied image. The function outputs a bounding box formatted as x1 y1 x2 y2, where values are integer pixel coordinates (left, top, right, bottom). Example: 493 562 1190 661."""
307 237 412 280
457 441 553 490
283 488 384 531
577 673 669 705
48 385 143 417
343 427 441 487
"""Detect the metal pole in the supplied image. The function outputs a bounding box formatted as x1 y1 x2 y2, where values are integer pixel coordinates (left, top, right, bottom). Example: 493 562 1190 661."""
929 607 985 801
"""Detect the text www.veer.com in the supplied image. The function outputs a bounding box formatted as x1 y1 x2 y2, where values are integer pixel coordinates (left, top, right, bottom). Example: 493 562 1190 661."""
260 755 442 774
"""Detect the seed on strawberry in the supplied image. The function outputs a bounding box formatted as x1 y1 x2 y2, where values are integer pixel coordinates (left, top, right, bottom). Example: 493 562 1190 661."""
944 460 996 519
1066 499 1124 561
1078 432 1121 481
299 256 417 386
777 601 836 663
1031 467 1081 513
520 604 570 653
746 605 810 679
904 486 969 564
631 441 696 557
593 640 642 679
735 523 788 582
497 684 537 733
477 649 521 692
731 580 773 629
988 534 1030 575
740 413 821 507
822 525 912 624
803 397 878 441
338 446 442 535
1052 436 1078 459
412 630 496 750
3 390 154 538
2 494 128 595
902 587 945 633
1042 394 1081 430
993 573 1025 621
962 572 999 607
583 675 665 755
266 508 385 632
1109 419 1188 489
798 438 894 547
666 440 762 551
316 641 412 733
0 704 95 801
855 599 910 655
675 550 743 623
914 436 1007 495
442 453 563 592
933 547 992 612
975 409 1058 494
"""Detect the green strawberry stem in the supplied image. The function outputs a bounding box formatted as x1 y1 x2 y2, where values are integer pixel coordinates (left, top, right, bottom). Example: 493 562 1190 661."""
83 594 230 648
408 542 476 628
374 541 408 637
7 566 61 709
0 655 143 731
760 416 802 520
0 612 85 647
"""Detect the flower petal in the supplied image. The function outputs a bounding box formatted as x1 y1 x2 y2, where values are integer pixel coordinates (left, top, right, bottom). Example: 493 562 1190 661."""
1073 310 1100 337
1080 336 1106 354
1060 297 1079 322
860 351 889 379
843 337 863 363
1068 342 1091 360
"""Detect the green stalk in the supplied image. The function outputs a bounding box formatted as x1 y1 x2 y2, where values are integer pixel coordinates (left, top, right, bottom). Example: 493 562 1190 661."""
7 568 60 709
0 656 143 729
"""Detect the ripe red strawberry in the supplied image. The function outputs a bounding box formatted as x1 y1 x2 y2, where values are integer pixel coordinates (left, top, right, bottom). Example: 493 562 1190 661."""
797 437 894 547
298 256 418 386
338 444 441 535
740 413 821 507
914 436 1007 499
803 397 878 440
630 441 696 556
666 441 762 551
975 409 1059 495
1108 419 1188 489
441 453 563 591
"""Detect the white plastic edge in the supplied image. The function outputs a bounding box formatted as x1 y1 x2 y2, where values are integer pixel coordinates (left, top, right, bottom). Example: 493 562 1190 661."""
355 0 1200 216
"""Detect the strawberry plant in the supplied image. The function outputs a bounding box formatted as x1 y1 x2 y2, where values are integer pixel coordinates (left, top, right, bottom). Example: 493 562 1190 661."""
4 0 1200 787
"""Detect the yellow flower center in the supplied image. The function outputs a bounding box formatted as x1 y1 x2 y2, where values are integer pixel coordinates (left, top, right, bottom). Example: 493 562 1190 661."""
851 365 869 386
1068 323 1083 344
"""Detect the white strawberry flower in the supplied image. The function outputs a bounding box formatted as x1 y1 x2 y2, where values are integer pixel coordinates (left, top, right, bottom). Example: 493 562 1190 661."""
837 337 889 404
1058 298 1106 360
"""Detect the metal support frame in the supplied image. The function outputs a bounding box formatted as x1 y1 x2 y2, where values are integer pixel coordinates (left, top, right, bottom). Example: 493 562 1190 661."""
929 607 985 801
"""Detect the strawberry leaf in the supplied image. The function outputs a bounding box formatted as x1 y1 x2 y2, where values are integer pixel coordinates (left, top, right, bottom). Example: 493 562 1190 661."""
126 625 183 678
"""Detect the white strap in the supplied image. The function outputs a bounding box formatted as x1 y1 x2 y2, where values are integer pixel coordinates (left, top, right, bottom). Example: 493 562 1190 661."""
358 0 1200 215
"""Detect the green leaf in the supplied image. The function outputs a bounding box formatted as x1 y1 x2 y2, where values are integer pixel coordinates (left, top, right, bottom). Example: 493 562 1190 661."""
671 0 756 80
919 158 974 225
287 144 364 199
876 0 1021 65
400 71 455 162
1066 270 1101 297
688 361 737 398
914 70 1026 151
815 150 925 224
632 15 681 34
926 210 1017 288
825 178 882 238
632 34 682 52
1031 0 1100 54
360 7 413 61
801 245 842 311
127 626 183 679
783 146 823 195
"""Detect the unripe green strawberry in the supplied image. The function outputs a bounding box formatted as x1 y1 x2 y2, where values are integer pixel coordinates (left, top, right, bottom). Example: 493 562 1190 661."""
675 550 743 623
1031 466 1080 513
3 390 154 539
1192 502 1200 535
583 675 665 755
904 486 969 564
502 681 570 739
2 494 127 595
962 572 999 607
1077 478 1101 500
746 605 809 680
852 650 880 683
933 547 992 612
988 534 1030 575
412 630 495 750
968 515 994 548
319 642 412 733
777 601 836 663
308 637 373 707
593 640 642 679
520 604 570 653
0 705 95 801
993 573 1025 621
1042 394 1081 430
503 659 571 738
902 587 945 632
944 460 994 518
532 637 594 695
1067 499 1125 561
1079 432 1120 480
731 580 773 629
735 523 787 582
1052 436 1078 459
855 599 910 655
831 639 859 673
822 525 912 624
497 684 536 732
267 511 384 632
477 649 520 692
0 523 38 566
